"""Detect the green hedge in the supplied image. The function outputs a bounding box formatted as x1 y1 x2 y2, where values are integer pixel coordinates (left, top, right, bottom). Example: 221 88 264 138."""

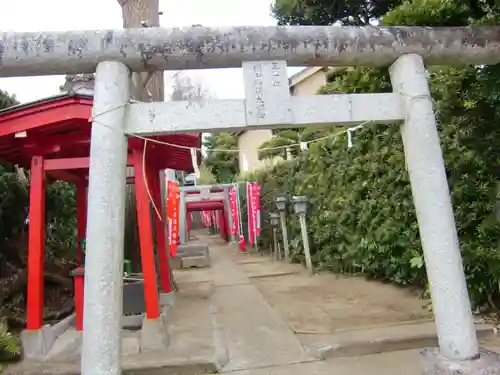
248 66 500 310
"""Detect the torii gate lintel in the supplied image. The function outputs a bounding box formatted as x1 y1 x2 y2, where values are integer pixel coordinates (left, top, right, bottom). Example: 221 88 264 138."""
1 26 500 77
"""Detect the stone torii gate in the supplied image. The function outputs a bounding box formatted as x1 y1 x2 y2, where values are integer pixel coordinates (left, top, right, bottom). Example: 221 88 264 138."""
2 26 500 375
179 184 235 244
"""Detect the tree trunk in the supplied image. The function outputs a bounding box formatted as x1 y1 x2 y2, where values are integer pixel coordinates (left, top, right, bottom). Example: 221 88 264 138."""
118 0 164 102
0 270 72 306
117 0 164 274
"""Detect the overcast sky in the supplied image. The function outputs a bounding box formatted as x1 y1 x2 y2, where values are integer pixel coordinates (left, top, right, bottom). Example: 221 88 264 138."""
0 0 302 103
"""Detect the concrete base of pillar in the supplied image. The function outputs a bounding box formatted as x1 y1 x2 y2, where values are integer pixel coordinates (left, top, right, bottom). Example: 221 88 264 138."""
176 243 211 269
177 243 210 257
181 255 211 268
170 256 182 269
20 313 76 360
44 329 82 361
421 347 500 375
122 313 145 330
21 326 53 360
160 292 176 308
140 315 170 352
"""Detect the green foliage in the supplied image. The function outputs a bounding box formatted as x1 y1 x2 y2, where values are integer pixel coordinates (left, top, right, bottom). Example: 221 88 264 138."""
202 133 239 183
0 90 78 263
0 91 22 369
0 90 18 109
272 0 402 25
258 0 500 309
382 0 471 26
254 78 500 306
0 89 78 367
383 0 500 26
258 130 299 160
0 320 20 372
0 322 19 357
45 181 77 260
197 164 217 185
0 166 28 243
258 127 333 161
0 166 78 264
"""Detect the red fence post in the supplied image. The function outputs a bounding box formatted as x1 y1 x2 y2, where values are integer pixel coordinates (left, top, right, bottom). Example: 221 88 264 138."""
149 168 172 293
26 156 46 330
71 267 85 331
133 148 160 319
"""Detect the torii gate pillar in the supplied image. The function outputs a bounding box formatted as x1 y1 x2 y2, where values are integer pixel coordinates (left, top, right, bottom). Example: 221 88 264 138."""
390 54 500 373
81 61 130 375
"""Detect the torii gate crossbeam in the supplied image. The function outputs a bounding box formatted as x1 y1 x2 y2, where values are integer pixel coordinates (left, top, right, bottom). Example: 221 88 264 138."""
1 26 500 77
4 25 500 375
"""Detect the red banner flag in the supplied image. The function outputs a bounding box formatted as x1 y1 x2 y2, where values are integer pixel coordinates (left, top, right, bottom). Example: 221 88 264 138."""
167 180 180 257
252 184 261 237
230 187 239 235
247 183 261 245
247 184 255 244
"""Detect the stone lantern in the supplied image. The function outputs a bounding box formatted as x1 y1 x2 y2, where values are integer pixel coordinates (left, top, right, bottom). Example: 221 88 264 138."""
269 212 281 260
269 212 280 227
292 196 308 215
292 196 312 272
275 196 290 261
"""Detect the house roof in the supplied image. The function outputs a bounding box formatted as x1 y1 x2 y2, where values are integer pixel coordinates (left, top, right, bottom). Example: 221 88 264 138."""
0 91 87 114
288 67 328 88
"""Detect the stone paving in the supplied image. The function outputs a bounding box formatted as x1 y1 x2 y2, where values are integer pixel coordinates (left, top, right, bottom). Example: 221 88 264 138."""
5 231 500 375
198 233 500 375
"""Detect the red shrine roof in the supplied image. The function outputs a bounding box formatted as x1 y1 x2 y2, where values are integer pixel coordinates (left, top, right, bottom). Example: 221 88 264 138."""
0 92 201 183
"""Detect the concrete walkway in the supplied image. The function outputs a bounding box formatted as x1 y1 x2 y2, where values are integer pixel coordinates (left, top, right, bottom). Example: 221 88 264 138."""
208 241 311 372
6 232 500 375
197 233 500 375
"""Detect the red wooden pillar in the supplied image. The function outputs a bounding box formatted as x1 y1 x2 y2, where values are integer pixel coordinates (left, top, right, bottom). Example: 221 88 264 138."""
217 211 222 237
223 209 229 242
220 209 227 241
76 183 87 265
218 210 225 238
133 148 160 319
26 156 46 330
71 267 85 331
149 168 172 293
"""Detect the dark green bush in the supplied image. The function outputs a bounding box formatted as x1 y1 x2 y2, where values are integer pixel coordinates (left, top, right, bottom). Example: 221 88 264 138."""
250 64 500 310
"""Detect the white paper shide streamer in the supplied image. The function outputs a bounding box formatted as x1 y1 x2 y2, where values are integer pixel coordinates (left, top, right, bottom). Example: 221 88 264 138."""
241 151 249 172
190 148 200 178
347 129 353 149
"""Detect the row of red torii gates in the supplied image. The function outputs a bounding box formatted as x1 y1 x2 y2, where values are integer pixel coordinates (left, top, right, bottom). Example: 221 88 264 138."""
0 81 208 330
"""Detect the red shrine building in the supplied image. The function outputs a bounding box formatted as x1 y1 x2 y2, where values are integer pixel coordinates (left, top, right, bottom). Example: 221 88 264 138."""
0 74 201 332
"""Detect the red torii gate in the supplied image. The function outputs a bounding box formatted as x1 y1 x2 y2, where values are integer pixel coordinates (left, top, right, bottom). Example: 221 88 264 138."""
186 200 230 242
0 91 201 331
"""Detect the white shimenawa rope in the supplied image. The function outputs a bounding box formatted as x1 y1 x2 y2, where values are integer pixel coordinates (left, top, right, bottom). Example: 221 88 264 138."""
90 91 433 155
